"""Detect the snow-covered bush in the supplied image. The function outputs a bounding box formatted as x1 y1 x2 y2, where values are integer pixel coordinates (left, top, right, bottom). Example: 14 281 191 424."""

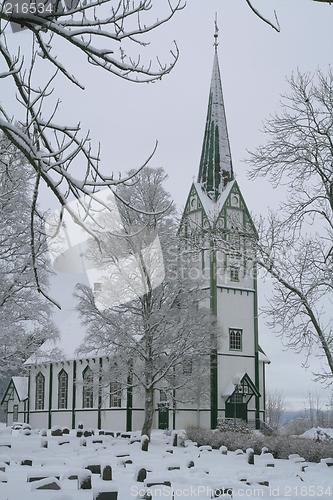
217 418 251 434
185 426 333 462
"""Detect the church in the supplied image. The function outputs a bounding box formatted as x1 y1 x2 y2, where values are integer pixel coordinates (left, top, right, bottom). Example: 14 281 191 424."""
1 30 270 432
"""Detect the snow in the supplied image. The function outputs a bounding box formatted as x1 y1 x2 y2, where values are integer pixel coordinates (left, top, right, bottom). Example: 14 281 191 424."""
12 377 28 401
0 428 332 499
300 427 333 441
193 180 235 225
24 309 104 364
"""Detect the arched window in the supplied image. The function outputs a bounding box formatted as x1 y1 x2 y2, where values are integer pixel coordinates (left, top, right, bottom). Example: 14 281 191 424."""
58 369 68 409
35 372 45 410
82 366 94 408
110 382 122 408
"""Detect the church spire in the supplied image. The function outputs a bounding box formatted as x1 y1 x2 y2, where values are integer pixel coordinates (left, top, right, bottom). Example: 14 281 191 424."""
198 18 233 200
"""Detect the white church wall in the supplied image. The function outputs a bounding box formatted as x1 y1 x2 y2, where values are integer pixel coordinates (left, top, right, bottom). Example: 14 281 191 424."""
217 288 255 356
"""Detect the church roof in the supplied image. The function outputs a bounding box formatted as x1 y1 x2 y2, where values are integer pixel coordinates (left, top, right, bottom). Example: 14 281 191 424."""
197 44 233 200
24 309 95 365
193 179 236 224
1 376 28 405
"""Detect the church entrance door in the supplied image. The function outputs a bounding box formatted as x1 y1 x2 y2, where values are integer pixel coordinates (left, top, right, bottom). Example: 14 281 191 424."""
158 402 169 429
225 401 248 422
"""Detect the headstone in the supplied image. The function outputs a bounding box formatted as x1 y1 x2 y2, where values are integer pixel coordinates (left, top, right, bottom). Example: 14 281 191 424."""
21 459 32 466
41 439 48 448
62 427 70 435
93 490 118 500
219 446 228 455
102 465 112 481
141 435 149 452
31 477 61 490
51 427 63 437
86 464 101 475
247 449 255 465
172 432 178 447
212 487 232 497
79 471 92 489
136 468 147 482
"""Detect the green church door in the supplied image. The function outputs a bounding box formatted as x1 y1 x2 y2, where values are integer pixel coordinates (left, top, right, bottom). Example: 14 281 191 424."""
158 402 169 430
225 402 248 422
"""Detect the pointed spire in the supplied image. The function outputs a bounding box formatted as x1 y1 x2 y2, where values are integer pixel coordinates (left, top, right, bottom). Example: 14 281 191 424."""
198 17 233 200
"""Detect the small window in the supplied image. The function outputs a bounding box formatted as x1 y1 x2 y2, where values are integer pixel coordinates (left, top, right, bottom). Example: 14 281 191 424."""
110 382 122 408
58 369 68 409
183 358 193 375
35 372 45 410
160 390 168 402
230 267 239 282
82 366 94 408
229 328 242 351
13 404 18 422
94 282 103 292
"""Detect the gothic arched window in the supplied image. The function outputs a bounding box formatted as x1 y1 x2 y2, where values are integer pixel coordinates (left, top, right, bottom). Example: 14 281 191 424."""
35 372 45 410
110 381 122 408
58 369 68 409
82 366 94 408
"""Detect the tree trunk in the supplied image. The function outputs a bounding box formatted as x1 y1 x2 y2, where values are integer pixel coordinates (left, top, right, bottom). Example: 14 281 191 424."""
141 386 154 439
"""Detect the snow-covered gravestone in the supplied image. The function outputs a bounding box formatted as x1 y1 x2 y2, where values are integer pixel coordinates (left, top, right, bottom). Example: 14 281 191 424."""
93 485 118 500
141 435 149 452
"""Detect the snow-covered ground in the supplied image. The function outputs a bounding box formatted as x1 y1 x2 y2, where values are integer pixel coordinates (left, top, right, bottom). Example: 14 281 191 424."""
0 427 332 499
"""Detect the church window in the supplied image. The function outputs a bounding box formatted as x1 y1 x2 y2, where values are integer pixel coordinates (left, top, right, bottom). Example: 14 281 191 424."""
58 369 68 409
82 366 94 408
110 381 122 408
230 267 239 282
160 390 168 402
183 358 193 375
229 329 242 351
94 282 102 292
35 372 45 410
13 404 18 422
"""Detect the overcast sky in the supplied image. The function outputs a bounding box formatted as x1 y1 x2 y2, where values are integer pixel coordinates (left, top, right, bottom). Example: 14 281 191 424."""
4 0 333 409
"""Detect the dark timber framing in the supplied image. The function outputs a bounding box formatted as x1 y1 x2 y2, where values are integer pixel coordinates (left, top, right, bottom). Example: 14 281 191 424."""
126 362 133 432
71 360 76 429
48 364 53 429
254 272 260 429
97 357 103 429
210 235 218 429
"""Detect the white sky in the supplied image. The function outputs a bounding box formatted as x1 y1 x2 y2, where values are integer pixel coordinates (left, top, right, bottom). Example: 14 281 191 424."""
3 0 333 409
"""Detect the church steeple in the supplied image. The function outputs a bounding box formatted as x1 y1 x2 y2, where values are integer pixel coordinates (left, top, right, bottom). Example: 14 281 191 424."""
197 19 233 200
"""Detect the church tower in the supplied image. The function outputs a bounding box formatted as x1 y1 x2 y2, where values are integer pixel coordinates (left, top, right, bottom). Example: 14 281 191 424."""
179 21 269 429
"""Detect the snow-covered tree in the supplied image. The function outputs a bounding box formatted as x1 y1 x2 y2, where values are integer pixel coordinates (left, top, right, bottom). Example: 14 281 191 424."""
0 0 183 277
76 167 216 438
266 391 285 430
0 133 55 382
249 70 333 385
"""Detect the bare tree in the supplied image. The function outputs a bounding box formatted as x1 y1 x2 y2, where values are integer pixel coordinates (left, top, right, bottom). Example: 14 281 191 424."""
0 1 183 298
75 167 215 438
249 70 333 385
244 0 331 33
0 133 56 380
266 390 285 430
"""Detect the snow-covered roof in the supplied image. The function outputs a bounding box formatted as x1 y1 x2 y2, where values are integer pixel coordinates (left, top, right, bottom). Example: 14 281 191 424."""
258 346 271 364
24 309 98 365
221 371 245 397
193 179 235 225
12 377 28 401
197 51 233 199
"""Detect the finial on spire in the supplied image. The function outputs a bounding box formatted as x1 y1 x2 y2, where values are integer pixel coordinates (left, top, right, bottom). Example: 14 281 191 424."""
214 13 219 51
